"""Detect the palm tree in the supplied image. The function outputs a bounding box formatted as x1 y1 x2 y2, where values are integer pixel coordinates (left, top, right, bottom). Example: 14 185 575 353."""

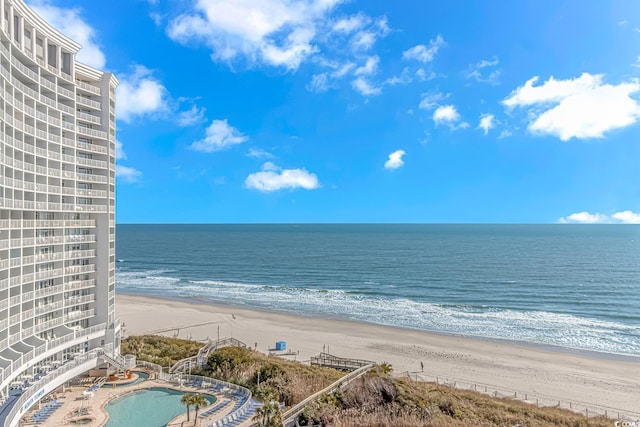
181 393 195 422
191 394 208 421
252 405 271 427
252 394 282 427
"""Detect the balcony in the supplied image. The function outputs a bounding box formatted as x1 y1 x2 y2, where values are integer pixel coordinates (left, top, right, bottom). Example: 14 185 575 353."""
76 111 101 125
34 317 64 334
39 76 56 91
76 205 108 213
76 173 108 184
77 141 108 154
77 157 108 169
58 102 75 115
34 285 64 299
76 96 101 110
76 189 108 198
34 301 65 316
64 279 95 291
75 80 101 95
64 308 95 323
64 234 96 244
24 220 65 228
76 126 107 140
12 59 38 83
34 268 65 281
64 220 96 227
58 86 74 99
66 294 95 306
66 249 96 260
64 264 95 275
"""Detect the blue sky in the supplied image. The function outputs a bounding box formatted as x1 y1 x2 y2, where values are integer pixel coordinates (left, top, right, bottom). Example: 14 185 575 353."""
29 0 640 223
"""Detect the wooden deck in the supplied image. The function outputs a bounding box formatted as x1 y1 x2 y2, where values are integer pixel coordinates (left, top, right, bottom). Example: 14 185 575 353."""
310 353 374 372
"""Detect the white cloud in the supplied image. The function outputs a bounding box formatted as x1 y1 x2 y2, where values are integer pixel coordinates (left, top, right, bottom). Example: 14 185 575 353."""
349 16 389 52
115 140 126 160
385 68 412 86
116 66 169 123
351 31 376 50
191 119 249 152
384 150 405 170
402 35 445 63
116 165 142 183
611 210 640 224
150 13 163 26
333 14 367 33
415 68 437 81
177 105 207 127
498 129 513 139
29 1 105 69
332 62 356 78
167 0 343 70
376 17 390 35
165 0 391 98
306 62 359 93
558 211 640 224
352 77 381 96
433 105 464 127
503 73 640 140
478 113 495 135
465 56 500 85
247 147 275 159
354 56 379 76
307 73 330 92
419 92 449 110
245 162 320 192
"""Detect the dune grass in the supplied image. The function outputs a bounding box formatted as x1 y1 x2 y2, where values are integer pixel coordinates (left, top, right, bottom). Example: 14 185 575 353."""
300 370 612 427
198 346 345 406
121 335 204 367
122 337 614 426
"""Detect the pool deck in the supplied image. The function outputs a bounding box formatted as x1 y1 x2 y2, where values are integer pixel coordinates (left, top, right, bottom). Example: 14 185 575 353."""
20 374 255 427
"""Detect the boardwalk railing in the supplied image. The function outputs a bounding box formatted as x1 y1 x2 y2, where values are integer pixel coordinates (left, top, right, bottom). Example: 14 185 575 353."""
281 364 375 427
309 353 374 372
169 337 247 374
394 371 640 422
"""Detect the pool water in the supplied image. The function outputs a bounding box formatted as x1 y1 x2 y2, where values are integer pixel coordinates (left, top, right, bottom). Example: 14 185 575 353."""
105 387 215 427
104 371 150 387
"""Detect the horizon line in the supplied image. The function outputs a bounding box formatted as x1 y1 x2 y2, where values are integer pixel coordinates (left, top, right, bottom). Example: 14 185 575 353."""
113 221 637 225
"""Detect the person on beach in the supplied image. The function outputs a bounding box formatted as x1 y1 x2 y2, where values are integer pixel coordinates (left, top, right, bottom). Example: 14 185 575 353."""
421 361 424 372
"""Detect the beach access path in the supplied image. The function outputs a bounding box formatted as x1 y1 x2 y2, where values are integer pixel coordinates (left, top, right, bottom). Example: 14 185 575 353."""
116 293 640 417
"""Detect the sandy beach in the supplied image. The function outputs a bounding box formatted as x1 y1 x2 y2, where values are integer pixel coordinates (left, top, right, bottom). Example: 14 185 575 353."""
116 293 640 417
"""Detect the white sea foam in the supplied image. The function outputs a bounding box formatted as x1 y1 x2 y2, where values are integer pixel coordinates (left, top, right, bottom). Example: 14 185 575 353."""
115 269 640 355
116 269 181 290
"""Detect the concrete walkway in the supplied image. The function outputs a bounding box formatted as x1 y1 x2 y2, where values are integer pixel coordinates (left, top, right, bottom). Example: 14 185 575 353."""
19 374 254 427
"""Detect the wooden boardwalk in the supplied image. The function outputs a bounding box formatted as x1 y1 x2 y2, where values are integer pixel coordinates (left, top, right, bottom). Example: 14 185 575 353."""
310 353 374 372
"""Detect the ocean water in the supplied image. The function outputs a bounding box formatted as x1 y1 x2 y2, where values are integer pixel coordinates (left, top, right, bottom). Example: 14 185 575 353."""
115 224 640 356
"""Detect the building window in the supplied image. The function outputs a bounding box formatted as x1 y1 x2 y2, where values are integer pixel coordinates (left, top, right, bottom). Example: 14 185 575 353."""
62 52 71 74
13 15 20 42
47 44 57 67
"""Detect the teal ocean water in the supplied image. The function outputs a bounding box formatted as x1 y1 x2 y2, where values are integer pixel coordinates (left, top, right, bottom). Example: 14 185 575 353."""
115 224 640 356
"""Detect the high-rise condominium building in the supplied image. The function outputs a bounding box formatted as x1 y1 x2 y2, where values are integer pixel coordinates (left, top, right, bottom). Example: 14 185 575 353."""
0 0 121 425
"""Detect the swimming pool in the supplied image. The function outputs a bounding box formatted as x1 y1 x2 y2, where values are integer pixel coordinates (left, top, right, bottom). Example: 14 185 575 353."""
104 387 215 427
104 371 150 387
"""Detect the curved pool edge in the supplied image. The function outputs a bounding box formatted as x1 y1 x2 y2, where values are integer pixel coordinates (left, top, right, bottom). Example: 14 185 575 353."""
165 392 220 427
99 384 218 427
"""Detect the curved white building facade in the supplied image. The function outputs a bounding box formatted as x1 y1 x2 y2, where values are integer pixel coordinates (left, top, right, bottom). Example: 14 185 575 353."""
0 1 121 425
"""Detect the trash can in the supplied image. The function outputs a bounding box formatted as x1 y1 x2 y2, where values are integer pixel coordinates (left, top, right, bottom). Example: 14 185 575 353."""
275 341 287 351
